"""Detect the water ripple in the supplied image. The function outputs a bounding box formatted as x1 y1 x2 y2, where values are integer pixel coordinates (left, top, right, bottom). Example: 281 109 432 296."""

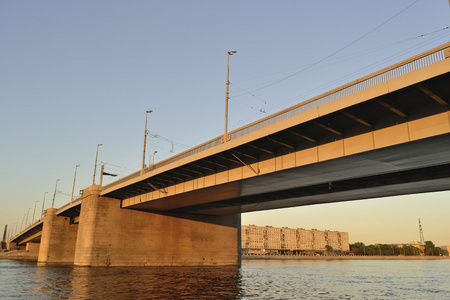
0 259 449 299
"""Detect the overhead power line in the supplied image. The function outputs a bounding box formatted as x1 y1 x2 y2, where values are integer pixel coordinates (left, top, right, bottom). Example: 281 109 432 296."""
235 0 423 96
147 131 191 152
230 27 449 123
231 25 450 99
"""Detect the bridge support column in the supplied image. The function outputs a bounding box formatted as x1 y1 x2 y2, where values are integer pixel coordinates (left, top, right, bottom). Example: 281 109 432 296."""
6 241 18 251
38 208 78 263
74 185 241 267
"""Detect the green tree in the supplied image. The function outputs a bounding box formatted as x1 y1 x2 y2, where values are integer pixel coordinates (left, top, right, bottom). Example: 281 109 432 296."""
424 241 435 256
366 244 378 256
432 247 446 256
401 245 421 256
350 242 365 255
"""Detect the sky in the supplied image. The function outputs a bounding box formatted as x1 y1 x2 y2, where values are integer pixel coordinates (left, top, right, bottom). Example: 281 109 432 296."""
1 1 449 246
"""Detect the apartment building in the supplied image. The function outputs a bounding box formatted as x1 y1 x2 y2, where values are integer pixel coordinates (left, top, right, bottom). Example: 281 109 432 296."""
242 225 350 254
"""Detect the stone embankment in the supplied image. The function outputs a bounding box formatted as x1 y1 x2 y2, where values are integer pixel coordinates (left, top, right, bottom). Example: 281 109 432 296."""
242 254 450 260
0 250 38 262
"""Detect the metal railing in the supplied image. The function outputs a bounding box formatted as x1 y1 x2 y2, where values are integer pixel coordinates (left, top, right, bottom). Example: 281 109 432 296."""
103 42 450 191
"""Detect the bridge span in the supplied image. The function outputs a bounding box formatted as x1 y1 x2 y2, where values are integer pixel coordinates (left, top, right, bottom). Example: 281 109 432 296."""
8 42 450 267
102 42 450 215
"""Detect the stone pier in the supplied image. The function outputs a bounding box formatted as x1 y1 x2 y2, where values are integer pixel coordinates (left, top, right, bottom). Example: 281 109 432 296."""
72 185 240 267
38 208 78 264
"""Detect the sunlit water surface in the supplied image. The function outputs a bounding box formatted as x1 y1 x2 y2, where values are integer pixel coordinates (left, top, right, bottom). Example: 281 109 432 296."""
0 259 449 299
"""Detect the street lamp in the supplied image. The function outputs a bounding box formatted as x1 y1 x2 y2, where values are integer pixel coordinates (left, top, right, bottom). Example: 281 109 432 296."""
20 214 26 232
40 192 48 219
71 165 80 203
14 219 19 236
223 50 236 143
32 200 39 225
92 144 102 185
25 208 30 228
142 110 152 172
51 179 60 208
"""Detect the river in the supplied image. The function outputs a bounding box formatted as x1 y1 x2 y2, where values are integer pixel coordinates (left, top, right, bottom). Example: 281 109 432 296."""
0 258 449 299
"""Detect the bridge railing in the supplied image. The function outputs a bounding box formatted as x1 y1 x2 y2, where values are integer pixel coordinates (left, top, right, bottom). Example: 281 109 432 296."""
103 42 450 190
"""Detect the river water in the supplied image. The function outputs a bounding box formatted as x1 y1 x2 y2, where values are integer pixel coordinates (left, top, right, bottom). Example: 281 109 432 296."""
0 259 449 299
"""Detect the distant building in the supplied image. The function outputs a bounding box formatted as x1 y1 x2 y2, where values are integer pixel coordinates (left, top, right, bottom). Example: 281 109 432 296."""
241 225 349 254
393 241 424 251
440 245 450 253
409 240 423 248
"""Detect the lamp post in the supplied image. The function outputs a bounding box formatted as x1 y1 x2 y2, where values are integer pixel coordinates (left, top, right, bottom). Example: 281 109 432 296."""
71 165 80 203
142 110 152 172
15 218 19 236
51 179 60 208
32 200 39 224
223 50 236 143
92 144 102 185
25 208 30 228
40 192 48 219
20 214 26 232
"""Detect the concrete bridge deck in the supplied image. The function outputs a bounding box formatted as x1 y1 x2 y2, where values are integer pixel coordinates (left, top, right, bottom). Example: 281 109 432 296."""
9 198 82 246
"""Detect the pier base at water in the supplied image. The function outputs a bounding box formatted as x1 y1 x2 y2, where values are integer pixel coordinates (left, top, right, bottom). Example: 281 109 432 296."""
73 185 240 267
38 208 78 264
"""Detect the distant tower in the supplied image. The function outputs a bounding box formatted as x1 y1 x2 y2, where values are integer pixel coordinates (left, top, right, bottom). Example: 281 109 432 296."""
1 225 7 250
418 218 425 245
2 225 6 242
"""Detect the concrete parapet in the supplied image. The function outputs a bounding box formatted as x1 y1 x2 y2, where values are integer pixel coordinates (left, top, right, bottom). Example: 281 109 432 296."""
38 208 78 263
74 185 240 267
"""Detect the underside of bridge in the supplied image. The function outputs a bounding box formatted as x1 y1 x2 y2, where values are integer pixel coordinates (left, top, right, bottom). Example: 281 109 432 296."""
169 134 450 215
102 68 450 215
12 222 43 245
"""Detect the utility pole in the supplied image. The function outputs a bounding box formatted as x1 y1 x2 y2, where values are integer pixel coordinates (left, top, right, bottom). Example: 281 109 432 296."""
223 50 236 143
142 110 152 173
25 208 30 228
1 225 6 250
92 144 102 185
20 214 26 232
14 219 19 236
32 200 39 224
71 165 80 203
2 225 7 241
99 164 104 187
40 192 48 219
51 179 60 208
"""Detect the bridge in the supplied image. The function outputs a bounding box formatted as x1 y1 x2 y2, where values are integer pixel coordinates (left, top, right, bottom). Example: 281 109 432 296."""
7 42 450 267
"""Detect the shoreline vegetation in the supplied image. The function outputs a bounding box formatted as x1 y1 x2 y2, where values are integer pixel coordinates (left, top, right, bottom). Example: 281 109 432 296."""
242 254 450 260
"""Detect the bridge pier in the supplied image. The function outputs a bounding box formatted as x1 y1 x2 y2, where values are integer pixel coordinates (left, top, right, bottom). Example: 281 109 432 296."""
38 208 78 263
73 185 240 267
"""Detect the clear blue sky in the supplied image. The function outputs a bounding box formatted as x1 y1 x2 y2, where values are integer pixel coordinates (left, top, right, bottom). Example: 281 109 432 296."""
1 1 449 246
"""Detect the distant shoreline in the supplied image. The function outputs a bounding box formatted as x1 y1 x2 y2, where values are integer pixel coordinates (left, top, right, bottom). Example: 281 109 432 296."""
242 254 450 260
2 251 449 264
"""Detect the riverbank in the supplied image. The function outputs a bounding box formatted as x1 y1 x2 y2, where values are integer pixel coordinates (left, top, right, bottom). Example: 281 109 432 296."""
242 254 450 260
2 251 449 263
